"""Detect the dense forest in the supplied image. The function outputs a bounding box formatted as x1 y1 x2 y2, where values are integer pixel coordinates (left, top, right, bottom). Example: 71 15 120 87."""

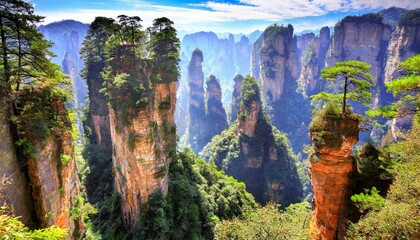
0 0 419 239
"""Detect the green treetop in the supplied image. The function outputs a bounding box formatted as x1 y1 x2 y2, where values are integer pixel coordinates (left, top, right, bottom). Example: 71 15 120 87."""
368 54 419 118
240 75 261 108
312 60 375 117
0 0 68 94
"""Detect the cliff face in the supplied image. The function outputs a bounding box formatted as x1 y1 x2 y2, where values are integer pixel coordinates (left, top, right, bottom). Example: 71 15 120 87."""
310 116 359 240
227 74 243 123
185 49 207 154
256 24 300 102
298 27 330 96
252 24 311 153
85 53 111 147
109 48 177 226
327 15 391 86
26 103 83 237
0 95 32 224
205 75 228 140
201 76 302 205
0 91 84 237
384 23 420 84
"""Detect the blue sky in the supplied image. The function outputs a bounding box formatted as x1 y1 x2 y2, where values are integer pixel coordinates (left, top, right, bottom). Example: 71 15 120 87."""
31 0 420 34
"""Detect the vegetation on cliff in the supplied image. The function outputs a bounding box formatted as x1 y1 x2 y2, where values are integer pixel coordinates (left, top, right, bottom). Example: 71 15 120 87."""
80 148 257 239
201 76 303 205
347 53 420 239
214 202 312 240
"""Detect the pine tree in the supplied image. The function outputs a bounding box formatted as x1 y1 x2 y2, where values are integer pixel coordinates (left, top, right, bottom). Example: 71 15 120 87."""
311 60 375 116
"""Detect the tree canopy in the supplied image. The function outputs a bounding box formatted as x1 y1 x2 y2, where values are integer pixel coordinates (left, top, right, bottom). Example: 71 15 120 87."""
367 54 420 118
312 60 375 116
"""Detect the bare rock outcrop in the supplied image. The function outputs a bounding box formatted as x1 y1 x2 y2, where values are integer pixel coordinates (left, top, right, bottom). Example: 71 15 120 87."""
310 115 359 240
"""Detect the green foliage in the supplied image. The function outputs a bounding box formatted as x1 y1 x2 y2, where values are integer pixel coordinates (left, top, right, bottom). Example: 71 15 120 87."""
346 115 420 239
214 202 312 240
240 75 261 108
137 148 257 239
337 13 383 27
60 154 71 165
351 187 386 213
259 24 293 56
128 132 138 151
0 207 67 239
398 9 420 26
367 54 420 118
313 60 374 116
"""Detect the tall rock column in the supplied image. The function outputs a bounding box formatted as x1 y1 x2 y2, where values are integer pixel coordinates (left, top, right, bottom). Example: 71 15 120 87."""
204 75 227 143
108 47 177 226
309 115 359 240
252 24 310 153
227 74 243 123
185 49 207 154
298 27 331 96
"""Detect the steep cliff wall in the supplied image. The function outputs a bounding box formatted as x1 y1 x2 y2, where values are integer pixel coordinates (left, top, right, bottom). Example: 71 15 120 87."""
5 90 84 237
327 14 391 86
384 11 420 85
309 114 359 240
201 76 302 205
108 47 177 226
252 24 311 153
204 75 227 141
26 103 83 237
227 74 243 123
0 94 33 224
298 27 330 96
185 49 207 154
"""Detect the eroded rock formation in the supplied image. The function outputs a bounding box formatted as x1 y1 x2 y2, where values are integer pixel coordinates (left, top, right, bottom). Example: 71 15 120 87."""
201 76 302 205
26 101 83 237
0 92 84 238
298 27 330 96
185 49 207 153
252 24 311 153
227 74 243 123
108 47 177 226
309 115 359 240
205 75 227 140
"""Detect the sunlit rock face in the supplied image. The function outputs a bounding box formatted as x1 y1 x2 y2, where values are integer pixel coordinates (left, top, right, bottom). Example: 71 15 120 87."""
108 47 176 226
310 117 359 240
252 24 311 153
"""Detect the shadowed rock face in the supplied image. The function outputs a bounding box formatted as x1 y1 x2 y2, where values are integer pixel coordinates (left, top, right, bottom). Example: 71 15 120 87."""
108 47 177 226
0 94 33 224
0 94 84 238
298 27 331 96
252 24 311 153
310 117 359 240
201 76 303 205
205 75 228 140
185 49 207 154
227 74 244 123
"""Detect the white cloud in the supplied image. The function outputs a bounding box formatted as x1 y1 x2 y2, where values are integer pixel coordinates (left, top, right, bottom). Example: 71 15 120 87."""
37 0 420 33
